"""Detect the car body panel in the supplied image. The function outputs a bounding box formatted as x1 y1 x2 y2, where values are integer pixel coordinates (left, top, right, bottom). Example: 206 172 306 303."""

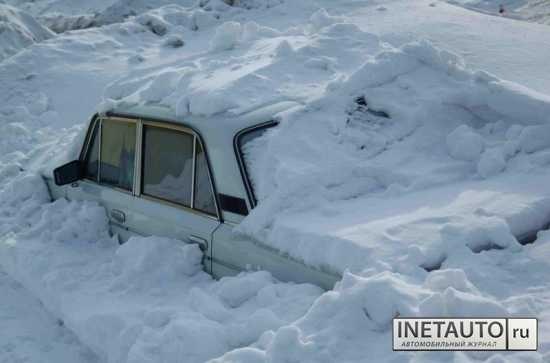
211 223 340 290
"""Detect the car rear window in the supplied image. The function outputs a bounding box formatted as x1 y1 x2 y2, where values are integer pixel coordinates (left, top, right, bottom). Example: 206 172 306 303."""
237 123 276 206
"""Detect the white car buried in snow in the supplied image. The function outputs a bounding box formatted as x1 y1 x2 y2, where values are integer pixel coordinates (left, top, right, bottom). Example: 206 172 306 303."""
49 102 340 289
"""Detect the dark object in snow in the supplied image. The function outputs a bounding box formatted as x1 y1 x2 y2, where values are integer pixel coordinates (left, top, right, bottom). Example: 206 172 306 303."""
143 21 167 36
499 4 506 15
420 255 446 272
163 35 185 48
128 54 145 64
136 15 168 36
343 96 392 154
353 95 390 119
201 0 283 10
355 95 367 106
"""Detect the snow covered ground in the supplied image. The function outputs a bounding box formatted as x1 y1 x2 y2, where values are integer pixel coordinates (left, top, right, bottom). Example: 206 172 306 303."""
0 176 321 362
2 0 550 362
0 268 100 363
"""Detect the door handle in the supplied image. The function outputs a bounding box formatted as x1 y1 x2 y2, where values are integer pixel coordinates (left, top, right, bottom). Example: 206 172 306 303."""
188 235 208 252
110 209 126 224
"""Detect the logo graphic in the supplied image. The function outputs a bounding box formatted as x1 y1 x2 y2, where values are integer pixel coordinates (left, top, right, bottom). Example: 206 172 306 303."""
393 318 537 351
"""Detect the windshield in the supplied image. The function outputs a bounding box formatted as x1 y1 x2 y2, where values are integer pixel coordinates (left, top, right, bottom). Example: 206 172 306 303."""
236 123 277 206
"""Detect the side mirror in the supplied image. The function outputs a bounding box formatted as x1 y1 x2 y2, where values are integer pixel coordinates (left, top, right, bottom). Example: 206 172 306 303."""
53 160 83 186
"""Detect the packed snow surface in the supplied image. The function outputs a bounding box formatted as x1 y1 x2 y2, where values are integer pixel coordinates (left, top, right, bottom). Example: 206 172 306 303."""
0 269 100 363
2 0 550 362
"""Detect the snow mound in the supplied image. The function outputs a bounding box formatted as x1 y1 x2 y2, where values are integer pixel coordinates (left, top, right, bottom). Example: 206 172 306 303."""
37 0 221 33
309 7 346 31
446 125 485 162
210 21 242 51
2 169 548 362
38 13 97 33
217 271 274 308
102 10 380 116
0 4 53 61
477 148 506 178
22 198 110 244
518 124 550 153
98 19 550 280
0 172 50 237
211 270 524 363
0 171 322 363
113 236 203 287
36 0 283 34
231 39 550 275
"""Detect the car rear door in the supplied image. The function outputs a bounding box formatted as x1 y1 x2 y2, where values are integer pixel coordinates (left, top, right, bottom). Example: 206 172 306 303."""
67 115 220 271
127 119 220 272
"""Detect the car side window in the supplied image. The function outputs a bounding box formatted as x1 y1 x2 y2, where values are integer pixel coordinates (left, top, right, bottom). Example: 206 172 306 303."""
83 119 100 180
99 119 136 191
80 117 218 218
194 141 216 216
141 125 194 206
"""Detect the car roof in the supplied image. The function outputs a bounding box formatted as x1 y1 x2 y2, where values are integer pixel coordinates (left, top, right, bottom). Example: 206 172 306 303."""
100 100 301 139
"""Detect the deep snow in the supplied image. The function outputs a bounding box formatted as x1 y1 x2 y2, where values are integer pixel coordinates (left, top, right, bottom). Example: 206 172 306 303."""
0 4 53 61
0 269 100 363
2 0 550 362
0 170 322 363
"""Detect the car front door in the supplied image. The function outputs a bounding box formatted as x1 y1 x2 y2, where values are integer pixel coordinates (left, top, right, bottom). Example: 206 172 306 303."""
68 115 220 272
67 115 140 241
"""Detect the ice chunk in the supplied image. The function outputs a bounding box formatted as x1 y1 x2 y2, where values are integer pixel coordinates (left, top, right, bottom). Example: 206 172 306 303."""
210 21 242 51
477 149 506 178
217 271 274 308
519 124 550 153
446 125 485 162
113 237 203 288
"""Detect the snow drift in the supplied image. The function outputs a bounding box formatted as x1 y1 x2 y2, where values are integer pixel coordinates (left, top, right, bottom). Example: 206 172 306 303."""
0 168 322 363
99 15 550 276
0 4 53 61
2 168 548 363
